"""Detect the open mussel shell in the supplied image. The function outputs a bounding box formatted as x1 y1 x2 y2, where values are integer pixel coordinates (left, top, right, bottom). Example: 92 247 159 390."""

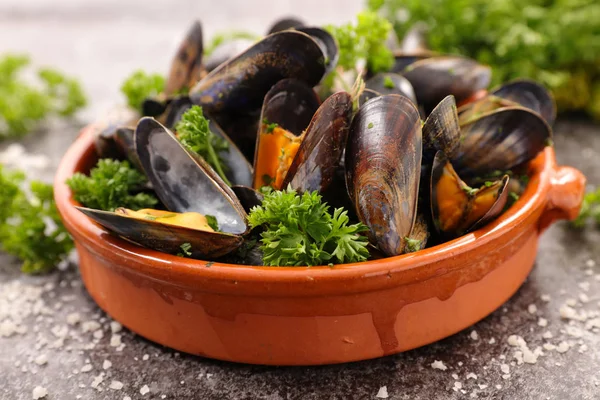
490 79 556 126
190 31 326 114
402 56 492 112
165 20 204 96
365 73 416 104
112 127 144 172
295 27 338 77
135 117 248 234
430 151 509 237
457 95 519 126
92 106 139 159
252 79 320 188
267 17 305 34
77 207 242 258
422 95 461 162
142 96 171 118
345 95 422 256
282 91 353 193
453 106 552 177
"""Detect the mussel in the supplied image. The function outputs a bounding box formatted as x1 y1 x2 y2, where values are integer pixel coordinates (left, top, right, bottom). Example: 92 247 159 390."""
345 95 422 256
80 118 249 258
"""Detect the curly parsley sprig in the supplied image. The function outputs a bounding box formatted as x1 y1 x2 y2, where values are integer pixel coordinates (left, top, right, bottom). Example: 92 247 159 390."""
0 165 73 274
248 187 370 266
66 159 158 212
175 105 231 185
120 70 165 112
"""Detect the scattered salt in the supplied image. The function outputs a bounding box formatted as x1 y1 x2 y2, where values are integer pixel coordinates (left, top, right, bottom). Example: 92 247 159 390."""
431 360 447 371
556 341 570 353
579 293 590 303
110 334 122 347
586 259 596 268
541 294 551 302
143 354 149 361
579 282 590 292
376 386 389 398
470 330 479 340
103 360 112 370
81 364 93 373
566 299 577 307
91 373 105 390
488 338 496 344
110 321 122 333
109 381 124 390
466 373 477 380
140 385 150 395
32 386 48 399
453 382 463 392
538 318 548 327
528 304 537 314
34 354 48 366
66 313 81 326
543 343 556 351
542 331 553 339
500 364 510 374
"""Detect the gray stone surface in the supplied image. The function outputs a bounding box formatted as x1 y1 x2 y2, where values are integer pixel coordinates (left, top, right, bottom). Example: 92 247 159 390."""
2 2 600 399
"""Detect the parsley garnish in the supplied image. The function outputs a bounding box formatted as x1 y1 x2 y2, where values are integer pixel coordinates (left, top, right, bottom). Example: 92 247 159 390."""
120 70 165 112
178 242 192 257
175 105 231 185
383 75 395 89
248 186 370 266
66 159 158 212
206 215 219 231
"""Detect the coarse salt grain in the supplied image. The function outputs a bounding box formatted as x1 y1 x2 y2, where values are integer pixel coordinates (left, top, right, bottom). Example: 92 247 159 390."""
32 386 48 399
110 334 122 347
143 354 149 361
453 382 462 392
580 294 590 303
541 294 551 302
376 386 389 398
124 397 132 400
542 331 553 339
452 373 459 380
500 364 510 374
478 384 488 390
470 330 479 340
103 360 112 370
566 299 577 307
91 373 104 390
81 364 93 373
488 338 496 344
538 318 548 327
466 373 477 380
556 341 570 353
140 385 150 395
34 354 48 365
528 304 537 314
82 321 101 333
579 282 590 292
110 381 124 390
431 360 447 370
586 259 596 268
66 313 81 325
543 343 556 351
110 321 122 333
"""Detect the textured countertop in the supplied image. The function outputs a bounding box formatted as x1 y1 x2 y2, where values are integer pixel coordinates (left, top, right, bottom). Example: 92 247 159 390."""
2 2 600 399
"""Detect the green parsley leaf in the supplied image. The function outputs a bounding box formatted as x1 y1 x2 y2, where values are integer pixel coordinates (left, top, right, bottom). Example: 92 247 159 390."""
206 215 219 231
383 75 395 89
0 54 86 138
263 118 279 133
404 237 422 253
177 242 193 257
120 70 165 112
204 31 261 57
0 165 74 274
248 186 370 266
175 105 231 186
66 159 158 212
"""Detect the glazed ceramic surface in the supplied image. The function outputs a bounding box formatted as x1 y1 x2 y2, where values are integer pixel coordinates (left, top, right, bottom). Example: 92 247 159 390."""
55 124 585 366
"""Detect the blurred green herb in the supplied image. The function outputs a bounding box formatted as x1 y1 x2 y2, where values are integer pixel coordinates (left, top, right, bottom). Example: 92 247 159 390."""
0 54 86 139
368 0 600 119
120 70 165 112
178 242 192 257
0 165 73 274
573 188 600 228
66 159 158 212
205 31 261 56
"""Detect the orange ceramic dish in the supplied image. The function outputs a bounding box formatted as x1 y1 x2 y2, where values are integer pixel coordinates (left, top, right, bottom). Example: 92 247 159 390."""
55 124 585 366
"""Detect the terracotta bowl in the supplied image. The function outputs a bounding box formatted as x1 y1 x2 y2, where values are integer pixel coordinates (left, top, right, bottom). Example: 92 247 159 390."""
55 124 586 366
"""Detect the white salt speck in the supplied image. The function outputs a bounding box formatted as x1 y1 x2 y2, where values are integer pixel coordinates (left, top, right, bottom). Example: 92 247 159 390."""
528 304 537 314
543 343 556 351
66 313 81 325
488 338 496 344
32 386 48 399
81 364 93 373
579 294 590 303
206 374 213 379
431 360 447 370
452 373 459 380
566 299 577 307
161 396 166 399
466 373 477 380
556 341 570 353
566 326 583 338
499 355 506 360
578 344 589 354
496 385 502 390
502 374 511 380
542 331 553 339
110 321 123 333
585 269 594 276
103 360 112 370
124 397 132 400
110 334 122 347
538 318 548 327
91 373 104 390
586 259 596 268
140 385 150 395
470 330 479 340
93 330 104 340
109 381 124 390
81 321 101 333
579 282 590 292
478 384 488 390
458 361 463 366
453 382 463 392
143 354 149 361
376 386 389 398
500 364 510 374
541 294 551 302
34 354 48 366
180 381 185 385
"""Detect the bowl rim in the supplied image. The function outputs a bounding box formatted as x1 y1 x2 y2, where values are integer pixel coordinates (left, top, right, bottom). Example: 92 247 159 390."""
54 123 554 291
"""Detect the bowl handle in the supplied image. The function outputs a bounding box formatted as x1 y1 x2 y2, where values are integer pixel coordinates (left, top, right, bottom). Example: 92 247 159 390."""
538 165 586 233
